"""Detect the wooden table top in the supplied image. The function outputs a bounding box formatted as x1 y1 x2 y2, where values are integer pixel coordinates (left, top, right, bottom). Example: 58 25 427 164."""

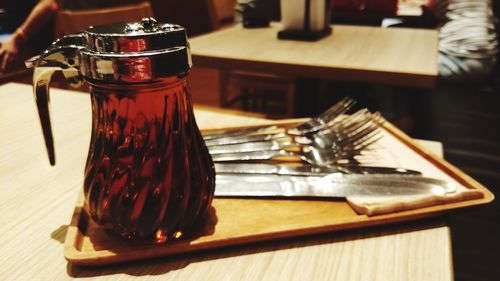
190 23 438 88
0 83 451 280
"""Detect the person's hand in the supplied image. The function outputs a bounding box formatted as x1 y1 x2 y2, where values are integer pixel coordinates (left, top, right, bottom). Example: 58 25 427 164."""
0 31 25 72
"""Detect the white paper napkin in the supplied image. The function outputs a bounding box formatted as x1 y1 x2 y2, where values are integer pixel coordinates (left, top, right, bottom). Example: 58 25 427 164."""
347 187 484 216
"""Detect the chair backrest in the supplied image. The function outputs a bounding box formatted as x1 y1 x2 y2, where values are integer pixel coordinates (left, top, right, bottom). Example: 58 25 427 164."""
213 0 236 24
54 2 153 37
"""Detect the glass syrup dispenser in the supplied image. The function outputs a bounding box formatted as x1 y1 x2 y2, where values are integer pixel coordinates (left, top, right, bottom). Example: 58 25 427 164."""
26 18 216 242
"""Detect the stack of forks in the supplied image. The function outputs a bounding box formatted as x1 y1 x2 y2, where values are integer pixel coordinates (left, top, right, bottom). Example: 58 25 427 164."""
200 97 412 175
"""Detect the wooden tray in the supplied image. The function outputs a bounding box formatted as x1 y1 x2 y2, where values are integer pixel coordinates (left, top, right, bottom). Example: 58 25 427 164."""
64 120 494 266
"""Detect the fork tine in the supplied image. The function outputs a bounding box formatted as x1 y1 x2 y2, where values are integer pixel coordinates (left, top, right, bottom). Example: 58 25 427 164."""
314 128 382 165
339 124 380 147
340 116 375 137
353 133 382 151
309 110 376 148
319 97 355 118
338 126 381 151
325 109 374 140
292 97 356 134
343 111 382 133
337 135 382 160
335 108 369 127
354 133 382 150
322 97 356 121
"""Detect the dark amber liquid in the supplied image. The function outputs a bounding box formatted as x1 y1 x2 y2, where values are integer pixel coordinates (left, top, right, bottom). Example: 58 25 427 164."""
83 76 215 242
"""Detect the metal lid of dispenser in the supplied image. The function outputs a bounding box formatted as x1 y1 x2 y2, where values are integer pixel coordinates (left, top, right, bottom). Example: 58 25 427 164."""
79 18 192 83
25 18 191 83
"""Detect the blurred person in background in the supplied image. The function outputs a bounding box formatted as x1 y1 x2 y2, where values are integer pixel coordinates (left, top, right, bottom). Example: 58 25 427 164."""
0 0 59 72
422 2 500 281
424 0 498 83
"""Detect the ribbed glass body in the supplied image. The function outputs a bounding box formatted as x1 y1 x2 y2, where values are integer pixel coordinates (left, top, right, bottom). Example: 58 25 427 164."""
83 76 215 242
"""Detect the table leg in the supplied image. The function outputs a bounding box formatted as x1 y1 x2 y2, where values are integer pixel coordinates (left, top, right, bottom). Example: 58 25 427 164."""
219 69 230 108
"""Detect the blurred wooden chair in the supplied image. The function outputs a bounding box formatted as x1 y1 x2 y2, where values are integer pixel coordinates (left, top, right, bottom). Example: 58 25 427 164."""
148 0 219 37
54 2 153 37
221 70 296 117
212 0 237 25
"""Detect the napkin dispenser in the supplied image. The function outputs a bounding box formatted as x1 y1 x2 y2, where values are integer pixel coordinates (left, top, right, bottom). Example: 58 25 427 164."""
278 0 332 41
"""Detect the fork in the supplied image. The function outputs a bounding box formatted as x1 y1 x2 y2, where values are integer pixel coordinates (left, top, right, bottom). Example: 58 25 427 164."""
307 111 381 149
204 102 365 147
209 135 379 166
210 112 382 165
202 97 356 141
207 110 382 153
287 96 357 136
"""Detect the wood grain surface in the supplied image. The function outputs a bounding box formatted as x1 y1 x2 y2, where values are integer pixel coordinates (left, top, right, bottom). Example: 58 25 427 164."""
190 23 438 88
0 83 458 280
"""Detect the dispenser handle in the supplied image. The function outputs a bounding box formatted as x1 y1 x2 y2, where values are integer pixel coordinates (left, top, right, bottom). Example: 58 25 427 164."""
25 34 85 165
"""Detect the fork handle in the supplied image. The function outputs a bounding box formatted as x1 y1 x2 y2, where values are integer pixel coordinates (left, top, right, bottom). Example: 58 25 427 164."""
204 133 287 146
210 150 293 162
208 141 294 154
202 125 278 140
